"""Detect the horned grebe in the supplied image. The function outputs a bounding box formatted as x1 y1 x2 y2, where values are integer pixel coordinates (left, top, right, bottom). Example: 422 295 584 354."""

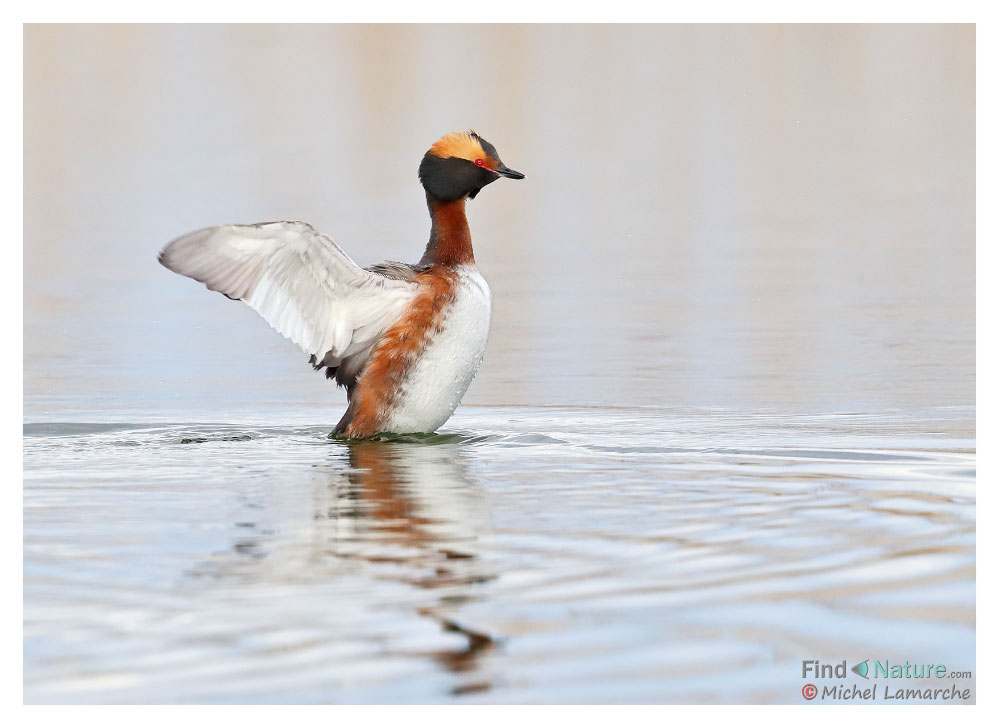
158 130 524 437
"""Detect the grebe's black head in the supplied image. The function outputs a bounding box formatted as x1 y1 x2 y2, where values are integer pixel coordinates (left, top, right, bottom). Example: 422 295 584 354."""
418 130 524 202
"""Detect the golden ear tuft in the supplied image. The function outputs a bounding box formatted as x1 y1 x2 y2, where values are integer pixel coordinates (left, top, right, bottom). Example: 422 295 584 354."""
427 130 485 162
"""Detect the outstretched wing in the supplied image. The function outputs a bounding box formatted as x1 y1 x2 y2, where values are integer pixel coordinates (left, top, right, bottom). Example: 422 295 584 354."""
158 221 419 369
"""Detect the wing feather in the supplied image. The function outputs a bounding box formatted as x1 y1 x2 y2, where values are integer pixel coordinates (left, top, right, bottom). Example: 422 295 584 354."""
158 221 418 366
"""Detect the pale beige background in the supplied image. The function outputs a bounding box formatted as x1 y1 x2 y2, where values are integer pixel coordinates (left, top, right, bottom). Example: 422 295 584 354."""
24 24 975 417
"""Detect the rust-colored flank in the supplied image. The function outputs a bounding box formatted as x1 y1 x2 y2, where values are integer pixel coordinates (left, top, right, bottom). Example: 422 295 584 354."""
346 265 460 437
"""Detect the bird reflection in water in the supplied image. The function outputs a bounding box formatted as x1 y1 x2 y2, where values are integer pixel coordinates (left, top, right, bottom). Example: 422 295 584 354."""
203 437 497 697
333 439 497 694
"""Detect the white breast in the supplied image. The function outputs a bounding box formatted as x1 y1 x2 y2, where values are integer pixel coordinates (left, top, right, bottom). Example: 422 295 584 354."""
381 266 492 433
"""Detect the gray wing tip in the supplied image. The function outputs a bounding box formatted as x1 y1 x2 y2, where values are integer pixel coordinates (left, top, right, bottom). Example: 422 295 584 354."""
157 242 180 272
158 226 217 273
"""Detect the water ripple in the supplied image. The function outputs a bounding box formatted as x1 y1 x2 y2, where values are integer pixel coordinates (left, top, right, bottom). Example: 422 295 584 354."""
23 406 975 703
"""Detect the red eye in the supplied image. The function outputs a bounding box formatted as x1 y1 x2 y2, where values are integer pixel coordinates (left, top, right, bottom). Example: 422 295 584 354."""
475 159 484 166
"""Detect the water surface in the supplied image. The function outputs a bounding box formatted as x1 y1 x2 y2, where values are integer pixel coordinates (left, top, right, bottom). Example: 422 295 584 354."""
24 406 974 702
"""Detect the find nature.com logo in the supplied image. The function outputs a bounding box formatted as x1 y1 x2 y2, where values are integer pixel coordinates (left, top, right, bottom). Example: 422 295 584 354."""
800 660 972 702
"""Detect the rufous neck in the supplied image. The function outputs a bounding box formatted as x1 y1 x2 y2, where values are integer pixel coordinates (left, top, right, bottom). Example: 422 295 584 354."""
421 195 474 267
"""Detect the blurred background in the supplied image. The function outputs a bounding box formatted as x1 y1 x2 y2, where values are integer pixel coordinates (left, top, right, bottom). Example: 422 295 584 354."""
24 24 975 419
23 25 976 704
